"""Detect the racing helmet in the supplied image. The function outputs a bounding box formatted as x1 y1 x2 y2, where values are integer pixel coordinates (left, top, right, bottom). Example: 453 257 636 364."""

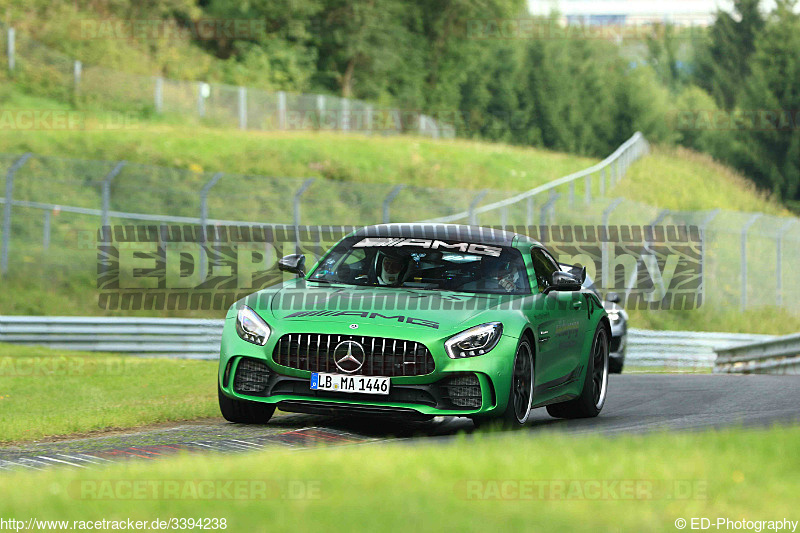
376 252 409 285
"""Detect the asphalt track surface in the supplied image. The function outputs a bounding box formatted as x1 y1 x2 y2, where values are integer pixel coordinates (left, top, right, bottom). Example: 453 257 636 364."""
2 374 799 472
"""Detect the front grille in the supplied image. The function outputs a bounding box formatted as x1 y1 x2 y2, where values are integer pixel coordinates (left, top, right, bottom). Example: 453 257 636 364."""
233 358 270 394
441 374 482 408
273 334 435 377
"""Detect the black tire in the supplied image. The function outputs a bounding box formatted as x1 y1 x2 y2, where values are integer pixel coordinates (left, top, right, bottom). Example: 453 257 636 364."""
473 338 534 429
609 356 624 374
218 384 275 424
547 323 609 419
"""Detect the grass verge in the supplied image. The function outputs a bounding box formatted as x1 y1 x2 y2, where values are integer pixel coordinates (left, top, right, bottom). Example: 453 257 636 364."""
0 90 596 190
628 305 800 336
0 425 797 531
613 145 788 215
0 343 217 444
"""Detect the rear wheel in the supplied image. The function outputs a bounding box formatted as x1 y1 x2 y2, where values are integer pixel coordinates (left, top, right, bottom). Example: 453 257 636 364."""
547 324 609 419
218 384 275 424
474 338 534 429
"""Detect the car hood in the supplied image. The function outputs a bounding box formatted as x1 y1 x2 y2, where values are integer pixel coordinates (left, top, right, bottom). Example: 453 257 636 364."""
244 280 532 336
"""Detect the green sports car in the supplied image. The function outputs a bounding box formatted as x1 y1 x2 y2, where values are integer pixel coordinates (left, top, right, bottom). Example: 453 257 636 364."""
218 224 610 427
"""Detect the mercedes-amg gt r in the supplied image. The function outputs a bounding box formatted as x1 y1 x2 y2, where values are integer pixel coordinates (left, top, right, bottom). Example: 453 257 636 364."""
218 224 610 427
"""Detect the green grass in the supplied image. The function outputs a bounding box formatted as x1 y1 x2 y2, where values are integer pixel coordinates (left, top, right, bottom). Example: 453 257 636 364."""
0 343 218 443
0 425 797 532
629 306 800 336
613 145 789 215
0 99 596 190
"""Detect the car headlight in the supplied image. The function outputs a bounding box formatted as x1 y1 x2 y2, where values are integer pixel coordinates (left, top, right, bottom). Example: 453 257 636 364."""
445 322 503 359
607 310 620 322
236 306 271 346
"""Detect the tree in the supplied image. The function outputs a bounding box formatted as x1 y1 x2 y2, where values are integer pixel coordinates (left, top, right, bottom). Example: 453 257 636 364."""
736 0 800 201
645 23 684 91
311 0 421 100
693 0 765 110
202 0 323 90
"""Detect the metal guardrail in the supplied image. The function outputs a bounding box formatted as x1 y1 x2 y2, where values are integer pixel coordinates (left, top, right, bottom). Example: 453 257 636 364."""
627 328 773 369
424 132 649 223
0 316 224 359
0 316 778 370
714 333 800 374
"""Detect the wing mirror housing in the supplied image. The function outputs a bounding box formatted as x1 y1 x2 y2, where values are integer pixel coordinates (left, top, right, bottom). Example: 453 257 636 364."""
278 254 306 277
548 269 583 293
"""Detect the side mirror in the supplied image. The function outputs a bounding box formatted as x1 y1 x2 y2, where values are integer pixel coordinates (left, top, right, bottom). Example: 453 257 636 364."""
606 292 621 304
548 271 582 293
571 265 587 284
278 254 306 277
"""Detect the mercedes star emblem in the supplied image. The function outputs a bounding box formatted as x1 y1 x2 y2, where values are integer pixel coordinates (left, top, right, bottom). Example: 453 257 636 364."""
333 340 366 374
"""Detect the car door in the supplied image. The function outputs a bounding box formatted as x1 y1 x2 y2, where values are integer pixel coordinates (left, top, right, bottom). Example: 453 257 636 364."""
529 247 588 396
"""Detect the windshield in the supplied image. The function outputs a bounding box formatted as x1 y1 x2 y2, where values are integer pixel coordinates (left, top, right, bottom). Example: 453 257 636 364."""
308 236 531 295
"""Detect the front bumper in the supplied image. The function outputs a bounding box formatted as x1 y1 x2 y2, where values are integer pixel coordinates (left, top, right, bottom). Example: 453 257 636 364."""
218 320 520 417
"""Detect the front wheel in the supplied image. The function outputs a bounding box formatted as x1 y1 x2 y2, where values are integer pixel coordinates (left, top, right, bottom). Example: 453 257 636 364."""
547 323 609 419
474 338 534 429
218 384 275 424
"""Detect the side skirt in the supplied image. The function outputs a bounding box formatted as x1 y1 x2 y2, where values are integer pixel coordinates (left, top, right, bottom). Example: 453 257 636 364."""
532 393 579 409
533 364 584 396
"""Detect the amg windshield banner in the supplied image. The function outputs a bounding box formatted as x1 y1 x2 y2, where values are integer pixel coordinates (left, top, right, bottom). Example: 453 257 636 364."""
95 224 702 311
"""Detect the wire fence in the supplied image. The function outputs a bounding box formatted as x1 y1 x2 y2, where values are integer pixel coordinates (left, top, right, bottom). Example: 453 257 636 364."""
2 131 800 314
0 25 454 138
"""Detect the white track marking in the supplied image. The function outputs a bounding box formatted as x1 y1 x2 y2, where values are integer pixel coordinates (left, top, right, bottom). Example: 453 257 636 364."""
36 455 86 468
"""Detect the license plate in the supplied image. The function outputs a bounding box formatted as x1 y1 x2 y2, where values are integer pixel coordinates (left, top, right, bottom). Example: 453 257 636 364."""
310 372 390 395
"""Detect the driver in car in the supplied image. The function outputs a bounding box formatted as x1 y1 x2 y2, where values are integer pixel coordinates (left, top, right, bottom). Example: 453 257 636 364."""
483 256 522 293
459 255 523 293
376 253 412 286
